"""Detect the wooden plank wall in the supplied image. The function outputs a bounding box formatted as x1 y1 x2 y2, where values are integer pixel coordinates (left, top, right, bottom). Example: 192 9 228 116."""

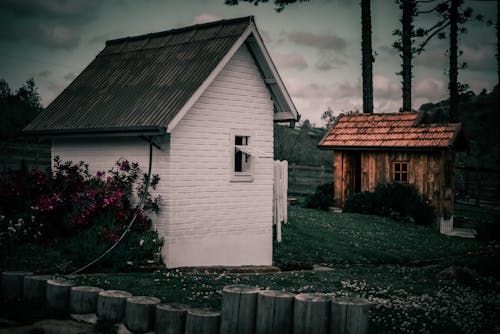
333 149 454 217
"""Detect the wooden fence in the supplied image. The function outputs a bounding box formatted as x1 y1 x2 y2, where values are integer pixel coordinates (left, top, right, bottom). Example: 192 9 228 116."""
0 141 51 175
288 164 333 195
273 160 288 242
455 166 500 206
1 272 369 334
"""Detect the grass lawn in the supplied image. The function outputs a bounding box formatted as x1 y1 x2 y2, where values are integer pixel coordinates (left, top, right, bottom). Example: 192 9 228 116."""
2 206 499 333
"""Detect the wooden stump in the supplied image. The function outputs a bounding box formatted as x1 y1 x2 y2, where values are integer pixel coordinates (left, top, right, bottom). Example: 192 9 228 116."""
124 296 160 333
255 290 295 334
293 293 330 334
1 271 33 302
70 286 103 314
330 297 369 334
155 303 189 334
220 285 260 334
46 279 76 315
23 275 52 305
97 290 132 323
185 308 221 334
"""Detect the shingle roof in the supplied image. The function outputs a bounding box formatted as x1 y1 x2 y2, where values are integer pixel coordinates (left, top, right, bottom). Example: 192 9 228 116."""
24 16 298 136
318 112 464 150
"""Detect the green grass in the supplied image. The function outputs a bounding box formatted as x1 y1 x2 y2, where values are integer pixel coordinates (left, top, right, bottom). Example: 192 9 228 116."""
275 207 481 266
2 206 499 333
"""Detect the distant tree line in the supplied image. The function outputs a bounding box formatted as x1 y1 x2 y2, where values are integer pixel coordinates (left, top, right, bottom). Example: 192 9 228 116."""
0 78 43 141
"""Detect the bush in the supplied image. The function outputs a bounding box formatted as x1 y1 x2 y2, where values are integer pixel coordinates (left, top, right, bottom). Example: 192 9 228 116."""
343 191 377 214
344 182 435 226
305 183 334 211
0 157 163 271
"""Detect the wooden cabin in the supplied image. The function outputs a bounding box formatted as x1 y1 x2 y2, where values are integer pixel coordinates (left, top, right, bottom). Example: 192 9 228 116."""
318 112 466 231
24 17 299 268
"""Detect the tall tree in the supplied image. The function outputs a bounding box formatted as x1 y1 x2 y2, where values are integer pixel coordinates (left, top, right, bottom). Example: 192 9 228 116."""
449 0 459 122
361 0 374 114
393 0 417 112
414 0 473 122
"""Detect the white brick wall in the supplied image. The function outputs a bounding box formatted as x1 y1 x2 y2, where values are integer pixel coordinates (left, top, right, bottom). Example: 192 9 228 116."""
165 44 274 267
52 43 275 268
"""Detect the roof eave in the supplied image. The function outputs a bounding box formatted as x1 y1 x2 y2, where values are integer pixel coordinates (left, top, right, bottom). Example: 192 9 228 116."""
22 125 167 138
317 145 452 151
245 23 300 122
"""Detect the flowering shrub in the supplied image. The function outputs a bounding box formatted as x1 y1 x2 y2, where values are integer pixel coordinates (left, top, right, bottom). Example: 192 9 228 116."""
0 157 162 268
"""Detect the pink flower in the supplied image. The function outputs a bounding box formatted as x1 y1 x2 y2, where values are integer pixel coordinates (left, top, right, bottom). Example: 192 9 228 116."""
96 171 105 178
120 160 130 171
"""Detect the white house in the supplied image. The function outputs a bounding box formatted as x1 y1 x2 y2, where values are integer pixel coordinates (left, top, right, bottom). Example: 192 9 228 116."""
24 17 299 268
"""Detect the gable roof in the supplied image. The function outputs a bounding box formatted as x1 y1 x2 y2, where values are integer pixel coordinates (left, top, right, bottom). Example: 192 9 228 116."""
318 112 466 150
24 16 298 136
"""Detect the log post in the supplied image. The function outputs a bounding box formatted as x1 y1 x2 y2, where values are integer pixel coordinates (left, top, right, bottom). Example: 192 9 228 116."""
46 279 76 315
23 275 52 305
293 293 330 334
185 308 221 334
255 290 295 334
155 303 189 334
330 297 369 334
97 290 132 323
220 285 260 334
1 271 33 302
124 296 160 333
70 286 103 314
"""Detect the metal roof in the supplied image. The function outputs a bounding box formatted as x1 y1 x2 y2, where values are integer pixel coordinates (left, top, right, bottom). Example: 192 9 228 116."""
24 16 298 136
318 112 465 150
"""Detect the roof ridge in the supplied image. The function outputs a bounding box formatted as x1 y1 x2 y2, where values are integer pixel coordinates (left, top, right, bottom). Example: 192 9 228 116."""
106 16 253 46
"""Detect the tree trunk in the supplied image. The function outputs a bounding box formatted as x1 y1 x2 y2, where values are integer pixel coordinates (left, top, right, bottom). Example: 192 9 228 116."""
497 0 499 106
402 0 414 112
449 0 459 122
361 0 374 114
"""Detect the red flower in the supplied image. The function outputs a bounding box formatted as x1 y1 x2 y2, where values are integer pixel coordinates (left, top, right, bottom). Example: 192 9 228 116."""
120 160 130 171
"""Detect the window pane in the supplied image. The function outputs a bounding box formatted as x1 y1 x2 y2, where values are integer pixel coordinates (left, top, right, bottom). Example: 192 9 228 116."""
235 136 243 145
235 151 242 172
395 163 400 172
395 173 401 181
402 173 408 182
402 163 407 172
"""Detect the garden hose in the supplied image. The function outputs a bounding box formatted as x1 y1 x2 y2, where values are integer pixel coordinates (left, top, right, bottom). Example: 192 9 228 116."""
70 139 154 275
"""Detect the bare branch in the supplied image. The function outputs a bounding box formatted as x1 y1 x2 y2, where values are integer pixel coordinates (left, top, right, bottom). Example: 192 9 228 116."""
416 20 451 53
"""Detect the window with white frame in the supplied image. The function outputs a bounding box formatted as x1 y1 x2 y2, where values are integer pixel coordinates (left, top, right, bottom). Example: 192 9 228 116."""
231 132 254 182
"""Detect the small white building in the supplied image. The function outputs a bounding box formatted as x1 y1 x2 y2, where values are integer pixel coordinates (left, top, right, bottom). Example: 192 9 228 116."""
24 17 299 268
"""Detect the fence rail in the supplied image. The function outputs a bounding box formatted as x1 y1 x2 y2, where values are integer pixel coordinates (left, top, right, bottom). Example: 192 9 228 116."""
0 141 51 175
288 164 333 195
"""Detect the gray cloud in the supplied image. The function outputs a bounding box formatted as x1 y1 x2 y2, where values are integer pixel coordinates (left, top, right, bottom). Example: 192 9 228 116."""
287 31 347 51
64 72 76 81
191 13 222 25
461 44 496 72
0 0 102 50
38 70 51 77
274 52 308 71
315 52 348 71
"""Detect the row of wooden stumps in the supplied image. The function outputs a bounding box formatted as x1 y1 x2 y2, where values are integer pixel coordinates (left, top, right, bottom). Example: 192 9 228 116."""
1 271 369 334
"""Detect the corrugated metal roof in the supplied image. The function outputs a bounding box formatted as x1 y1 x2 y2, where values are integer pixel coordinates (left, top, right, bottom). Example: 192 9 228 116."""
24 17 255 135
318 112 464 150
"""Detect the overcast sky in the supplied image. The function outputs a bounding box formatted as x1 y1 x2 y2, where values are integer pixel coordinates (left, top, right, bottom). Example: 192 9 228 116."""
0 0 497 126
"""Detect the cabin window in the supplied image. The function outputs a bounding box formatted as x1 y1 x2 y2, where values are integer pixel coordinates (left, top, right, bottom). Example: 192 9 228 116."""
231 132 254 182
393 162 408 182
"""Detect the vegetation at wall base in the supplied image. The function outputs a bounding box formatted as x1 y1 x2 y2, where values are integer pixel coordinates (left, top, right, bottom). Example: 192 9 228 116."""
0 158 163 272
344 182 436 226
304 182 334 211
